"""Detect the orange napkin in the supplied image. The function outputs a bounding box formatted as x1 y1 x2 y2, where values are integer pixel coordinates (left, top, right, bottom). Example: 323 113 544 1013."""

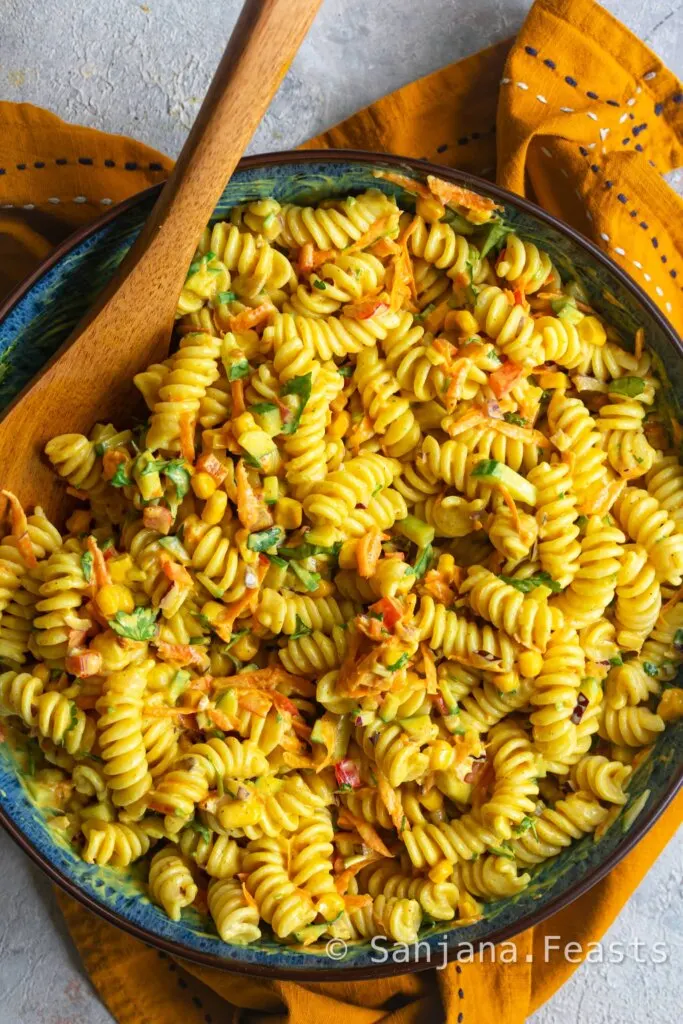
1 0 681 1020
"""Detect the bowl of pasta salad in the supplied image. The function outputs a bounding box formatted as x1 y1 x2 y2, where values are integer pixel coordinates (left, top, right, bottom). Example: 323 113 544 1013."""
0 151 681 978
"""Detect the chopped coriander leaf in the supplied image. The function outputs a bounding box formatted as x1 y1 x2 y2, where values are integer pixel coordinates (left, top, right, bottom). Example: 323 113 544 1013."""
576 515 589 529
471 458 498 478
109 606 159 641
388 652 410 672
338 364 354 378
188 819 212 843
216 290 236 305
479 219 510 258
249 402 277 415
406 543 432 580
227 358 250 382
498 571 562 593
642 662 659 678
80 551 94 583
503 411 527 427
608 655 623 667
313 280 327 290
110 463 132 488
247 526 284 552
291 615 313 640
279 373 312 436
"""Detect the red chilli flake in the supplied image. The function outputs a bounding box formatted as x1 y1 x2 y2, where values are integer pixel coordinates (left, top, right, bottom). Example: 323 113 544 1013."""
570 692 590 725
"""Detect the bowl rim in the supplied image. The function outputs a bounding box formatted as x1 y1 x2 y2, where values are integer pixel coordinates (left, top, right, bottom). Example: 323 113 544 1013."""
0 147 681 980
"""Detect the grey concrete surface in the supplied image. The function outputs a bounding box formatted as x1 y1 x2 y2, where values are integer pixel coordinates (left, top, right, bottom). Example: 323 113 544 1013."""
0 0 682 1021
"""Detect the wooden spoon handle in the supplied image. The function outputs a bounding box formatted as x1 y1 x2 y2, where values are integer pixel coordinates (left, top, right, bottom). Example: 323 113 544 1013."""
128 0 322 297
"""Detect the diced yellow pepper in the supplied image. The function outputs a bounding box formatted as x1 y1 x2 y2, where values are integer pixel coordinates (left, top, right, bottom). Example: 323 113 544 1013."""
447 309 478 336
108 554 133 584
275 497 303 530
657 687 683 722
95 583 135 618
329 410 350 439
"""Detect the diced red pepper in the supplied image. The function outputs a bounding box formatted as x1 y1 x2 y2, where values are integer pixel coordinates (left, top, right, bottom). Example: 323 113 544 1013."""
334 758 362 790
368 596 403 631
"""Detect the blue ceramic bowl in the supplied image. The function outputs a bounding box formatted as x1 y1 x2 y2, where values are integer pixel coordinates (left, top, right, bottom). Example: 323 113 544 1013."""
0 152 681 979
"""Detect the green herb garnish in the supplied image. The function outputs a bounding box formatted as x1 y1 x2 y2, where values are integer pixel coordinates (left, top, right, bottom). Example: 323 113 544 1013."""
498 571 562 593
109 606 159 641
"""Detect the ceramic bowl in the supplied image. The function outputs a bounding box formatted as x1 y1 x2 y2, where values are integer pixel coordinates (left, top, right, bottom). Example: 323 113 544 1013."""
0 151 681 979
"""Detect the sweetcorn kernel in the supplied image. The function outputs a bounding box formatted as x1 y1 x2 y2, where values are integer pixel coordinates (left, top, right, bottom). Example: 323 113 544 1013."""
312 579 335 598
428 858 454 885
329 410 350 439
316 892 346 921
275 497 303 530
578 315 607 347
232 412 256 435
200 601 224 625
518 650 544 679
217 797 262 829
657 687 683 722
495 670 520 693
192 471 218 500
416 195 446 223
202 489 228 525
231 633 260 661
445 309 478 336
95 584 135 618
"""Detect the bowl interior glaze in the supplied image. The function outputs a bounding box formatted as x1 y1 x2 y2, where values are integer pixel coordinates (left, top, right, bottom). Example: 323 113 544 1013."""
0 152 681 978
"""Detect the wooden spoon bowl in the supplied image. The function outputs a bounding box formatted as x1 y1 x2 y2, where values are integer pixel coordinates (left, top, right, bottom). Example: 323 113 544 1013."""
0 0 321 521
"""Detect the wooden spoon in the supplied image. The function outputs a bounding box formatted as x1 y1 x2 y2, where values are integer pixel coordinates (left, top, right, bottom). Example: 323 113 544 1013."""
0 0 321 520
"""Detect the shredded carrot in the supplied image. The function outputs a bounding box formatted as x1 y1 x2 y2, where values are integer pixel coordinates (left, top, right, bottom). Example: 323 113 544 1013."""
487 415 552 450
346 214 398 253
238 689 272 717
389 247 415 311
357 528 385 578
421 643 438 693
424 297 452 334
161 555 193 590
235 459 272 532
336 809 393 857
398 214 420 247
213 566 268 641
333 854 383 894
230 378 246 417
65 651 102 678
376 771 406 832
212 665 314 694
498 485 521 535
488 360 525 399
342 295 390 320
369 236 401 258
179 412 196 464
228 301 274 333
296 243 337 275
344 894 373 910
443 408 487 437
87 535 111 588
102 449 128 482
154 642 208 668
66 486 90 500
634 327 645 361
371 169 432 200
242 881 258 911
426 175 502 213
577 478 625 516
207 706 241 732
444 358 472 411
141 705 197 718
1 490 38 569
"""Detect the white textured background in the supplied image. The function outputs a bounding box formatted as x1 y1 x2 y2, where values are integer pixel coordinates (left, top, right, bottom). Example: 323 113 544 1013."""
0 0 682 1021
